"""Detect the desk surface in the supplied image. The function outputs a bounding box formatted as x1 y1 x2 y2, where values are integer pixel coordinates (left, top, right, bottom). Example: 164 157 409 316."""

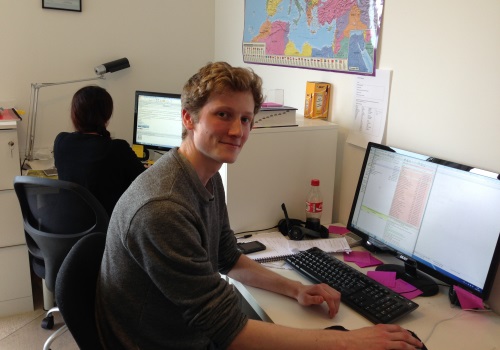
231 249 500 349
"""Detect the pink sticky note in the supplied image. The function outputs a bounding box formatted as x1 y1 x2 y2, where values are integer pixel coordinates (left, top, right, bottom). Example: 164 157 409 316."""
368 271 422 299
343 251 383 268
343 251 371 263
363 255 384 268
367 270 397 288
328 225 351 235
454 285 484 310
393 279 423 300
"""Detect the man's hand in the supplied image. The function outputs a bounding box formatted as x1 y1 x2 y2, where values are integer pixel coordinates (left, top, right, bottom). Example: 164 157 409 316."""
295 283 341 318
339 324 424 350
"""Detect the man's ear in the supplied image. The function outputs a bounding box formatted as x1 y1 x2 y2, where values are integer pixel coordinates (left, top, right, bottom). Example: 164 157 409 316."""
182 109 195 131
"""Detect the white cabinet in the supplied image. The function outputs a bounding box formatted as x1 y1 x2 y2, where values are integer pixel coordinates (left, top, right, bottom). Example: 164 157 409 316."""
0 122 33 317
220 118 338 233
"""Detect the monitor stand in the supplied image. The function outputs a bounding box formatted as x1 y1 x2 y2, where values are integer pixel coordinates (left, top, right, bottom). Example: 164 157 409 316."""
376 263 439 297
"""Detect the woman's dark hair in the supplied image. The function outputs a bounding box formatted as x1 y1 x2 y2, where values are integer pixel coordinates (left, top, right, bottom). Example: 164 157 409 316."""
71 85 113 138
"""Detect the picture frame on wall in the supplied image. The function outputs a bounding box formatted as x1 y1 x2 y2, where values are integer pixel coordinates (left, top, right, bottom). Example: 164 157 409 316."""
42 0 82 12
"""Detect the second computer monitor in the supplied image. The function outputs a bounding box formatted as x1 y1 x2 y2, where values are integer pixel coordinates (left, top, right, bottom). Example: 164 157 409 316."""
133 90 183 152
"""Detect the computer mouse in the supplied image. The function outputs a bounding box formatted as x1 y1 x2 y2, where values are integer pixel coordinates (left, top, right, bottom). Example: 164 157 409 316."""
324 325 349 331
407 329 428 350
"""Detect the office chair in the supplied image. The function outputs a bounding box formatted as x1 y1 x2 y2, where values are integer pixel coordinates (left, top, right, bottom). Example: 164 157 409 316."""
49 231 106 350
13 176 109 348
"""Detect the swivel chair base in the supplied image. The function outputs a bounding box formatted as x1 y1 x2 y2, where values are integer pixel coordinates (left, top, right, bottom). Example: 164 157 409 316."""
43 325 69 350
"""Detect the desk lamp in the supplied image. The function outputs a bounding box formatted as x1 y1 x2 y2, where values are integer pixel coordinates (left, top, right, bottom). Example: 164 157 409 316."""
24 58 130 165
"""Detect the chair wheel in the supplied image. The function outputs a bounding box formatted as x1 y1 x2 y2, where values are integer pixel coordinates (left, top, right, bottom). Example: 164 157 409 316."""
41 314 54 329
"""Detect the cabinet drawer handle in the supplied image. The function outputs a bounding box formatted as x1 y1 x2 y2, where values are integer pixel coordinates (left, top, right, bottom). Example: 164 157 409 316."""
8 141 14 157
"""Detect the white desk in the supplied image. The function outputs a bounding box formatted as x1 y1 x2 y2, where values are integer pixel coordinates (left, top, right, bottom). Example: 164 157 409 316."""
231 250 500 349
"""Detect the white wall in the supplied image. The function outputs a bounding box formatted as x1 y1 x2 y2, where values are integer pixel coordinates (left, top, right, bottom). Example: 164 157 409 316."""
3 1 499 225
215 0 500 224
0 0 215 159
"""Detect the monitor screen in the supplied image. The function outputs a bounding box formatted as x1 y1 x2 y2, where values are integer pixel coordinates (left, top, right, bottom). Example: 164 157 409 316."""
133 91 183 152
347 142 500 298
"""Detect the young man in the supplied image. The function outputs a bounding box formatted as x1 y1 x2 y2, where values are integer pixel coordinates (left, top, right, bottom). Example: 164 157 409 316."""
95 62 422 349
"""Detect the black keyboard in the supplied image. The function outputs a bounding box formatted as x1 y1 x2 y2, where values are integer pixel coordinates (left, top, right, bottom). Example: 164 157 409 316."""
285 247 419 324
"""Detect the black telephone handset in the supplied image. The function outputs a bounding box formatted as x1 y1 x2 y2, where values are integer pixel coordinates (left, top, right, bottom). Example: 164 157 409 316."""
279 203 328 240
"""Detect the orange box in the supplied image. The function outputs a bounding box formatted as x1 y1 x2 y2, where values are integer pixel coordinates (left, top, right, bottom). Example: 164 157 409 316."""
304 81 331 119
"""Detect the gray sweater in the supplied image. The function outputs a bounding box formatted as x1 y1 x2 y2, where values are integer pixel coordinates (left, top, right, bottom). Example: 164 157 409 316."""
96 148 247 349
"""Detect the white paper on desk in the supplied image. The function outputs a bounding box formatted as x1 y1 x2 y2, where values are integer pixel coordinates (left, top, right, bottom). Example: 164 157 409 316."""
287 237 351 253
239 231 291 261
347 69 392 148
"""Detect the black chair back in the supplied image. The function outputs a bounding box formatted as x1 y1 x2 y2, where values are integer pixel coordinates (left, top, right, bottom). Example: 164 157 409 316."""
13 176 109 292
56 231 105 350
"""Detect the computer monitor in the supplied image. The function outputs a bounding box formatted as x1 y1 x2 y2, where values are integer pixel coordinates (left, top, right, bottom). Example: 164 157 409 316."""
133 90 183 152
347 142 500 298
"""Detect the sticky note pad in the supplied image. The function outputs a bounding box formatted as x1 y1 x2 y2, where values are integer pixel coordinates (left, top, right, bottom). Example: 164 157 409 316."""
343 251 383 268
393 279 422 299
132 144 144 158
454 285 484 310
328 225 351 235
367 270 397 288
367 271 422 299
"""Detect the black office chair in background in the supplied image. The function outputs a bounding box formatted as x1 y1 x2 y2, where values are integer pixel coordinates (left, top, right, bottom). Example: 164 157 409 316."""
51 231 106 350
13 176 109 349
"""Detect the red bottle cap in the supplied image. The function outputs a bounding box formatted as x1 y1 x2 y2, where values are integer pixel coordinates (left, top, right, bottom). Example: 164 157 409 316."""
311 179 320 186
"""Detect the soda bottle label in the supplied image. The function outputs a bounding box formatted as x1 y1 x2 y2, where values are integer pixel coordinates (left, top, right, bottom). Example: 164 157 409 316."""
306 201 323 213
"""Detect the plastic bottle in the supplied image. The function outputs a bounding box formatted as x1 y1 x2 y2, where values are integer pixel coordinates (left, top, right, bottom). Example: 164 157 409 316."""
305 179 323 232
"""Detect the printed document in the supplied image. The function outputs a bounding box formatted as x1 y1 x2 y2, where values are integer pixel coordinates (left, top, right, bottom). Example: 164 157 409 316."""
347 69 392 148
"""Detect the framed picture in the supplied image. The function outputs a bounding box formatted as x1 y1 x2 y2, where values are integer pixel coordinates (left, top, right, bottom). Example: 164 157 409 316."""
42 0 82 12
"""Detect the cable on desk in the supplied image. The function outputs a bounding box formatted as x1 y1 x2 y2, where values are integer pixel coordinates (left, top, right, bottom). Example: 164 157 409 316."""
423 311 462 343
423 307 494 344
234 224 279 238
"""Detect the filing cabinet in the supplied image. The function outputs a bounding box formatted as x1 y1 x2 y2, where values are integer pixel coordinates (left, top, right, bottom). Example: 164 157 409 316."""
0 122 33 317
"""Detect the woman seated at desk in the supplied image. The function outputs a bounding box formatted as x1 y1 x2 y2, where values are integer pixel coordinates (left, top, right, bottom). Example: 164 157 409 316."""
53 85 146 216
